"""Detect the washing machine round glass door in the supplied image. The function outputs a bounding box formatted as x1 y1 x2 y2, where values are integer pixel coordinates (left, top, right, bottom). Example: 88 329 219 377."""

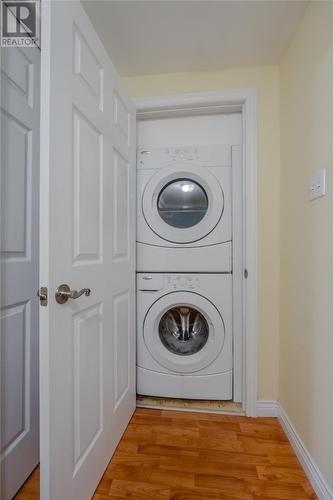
142 164 224 244
143 291 225 373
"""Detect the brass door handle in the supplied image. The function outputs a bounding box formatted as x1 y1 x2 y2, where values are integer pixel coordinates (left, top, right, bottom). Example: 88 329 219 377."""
55 284 91 304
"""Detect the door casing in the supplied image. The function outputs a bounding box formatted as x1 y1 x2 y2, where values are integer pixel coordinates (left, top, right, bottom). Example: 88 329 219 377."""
136 91 258 416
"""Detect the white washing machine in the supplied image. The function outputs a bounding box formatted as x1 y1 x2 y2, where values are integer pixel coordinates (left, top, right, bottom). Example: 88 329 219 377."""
137 273 233 400
137 145 239 272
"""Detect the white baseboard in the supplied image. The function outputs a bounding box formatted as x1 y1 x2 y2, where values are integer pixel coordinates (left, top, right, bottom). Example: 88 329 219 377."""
256 399 278 417
278 403 333 500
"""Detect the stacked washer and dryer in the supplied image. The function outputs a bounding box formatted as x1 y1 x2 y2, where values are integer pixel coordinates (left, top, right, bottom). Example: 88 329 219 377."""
136 144 238 400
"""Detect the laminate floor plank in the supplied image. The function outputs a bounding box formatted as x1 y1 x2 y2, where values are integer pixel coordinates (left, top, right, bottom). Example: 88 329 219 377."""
13 408 317 499
14 467 39 500
108 479 170 499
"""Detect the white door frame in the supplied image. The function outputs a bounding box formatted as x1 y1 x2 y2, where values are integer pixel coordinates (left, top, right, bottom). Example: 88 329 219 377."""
135 90 258 417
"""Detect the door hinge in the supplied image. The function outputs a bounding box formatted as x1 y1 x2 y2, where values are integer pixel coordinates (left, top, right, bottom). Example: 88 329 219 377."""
244 269 248 279
37 287 48 306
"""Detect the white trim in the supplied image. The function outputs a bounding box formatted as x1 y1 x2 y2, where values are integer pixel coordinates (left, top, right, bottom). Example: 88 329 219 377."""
256 400 278 417
231 145 243 403
135 90 254 116
135 90 258 417
278 403 333 500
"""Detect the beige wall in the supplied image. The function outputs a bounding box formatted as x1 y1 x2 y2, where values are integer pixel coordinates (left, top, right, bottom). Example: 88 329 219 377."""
124 66 280 400
280 1 333 489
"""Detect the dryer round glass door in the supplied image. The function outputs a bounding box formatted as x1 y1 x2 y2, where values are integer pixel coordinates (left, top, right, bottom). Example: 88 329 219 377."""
157 179 208 228
143 291 225 373
142 164 224 244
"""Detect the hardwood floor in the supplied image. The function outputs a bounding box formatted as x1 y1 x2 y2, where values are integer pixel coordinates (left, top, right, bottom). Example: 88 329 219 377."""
14 467 39 500
14 408 316 499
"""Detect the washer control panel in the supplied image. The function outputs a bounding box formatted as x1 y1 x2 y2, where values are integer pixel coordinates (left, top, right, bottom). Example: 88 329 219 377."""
167 275 200 290
137 273 200 291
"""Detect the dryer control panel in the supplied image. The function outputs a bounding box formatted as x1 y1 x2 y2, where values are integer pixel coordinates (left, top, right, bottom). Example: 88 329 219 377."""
137 145 231 170
138 147 199 169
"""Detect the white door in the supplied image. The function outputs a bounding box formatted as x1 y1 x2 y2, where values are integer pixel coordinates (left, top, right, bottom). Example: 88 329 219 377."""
39 2 136 499
0 46 40 499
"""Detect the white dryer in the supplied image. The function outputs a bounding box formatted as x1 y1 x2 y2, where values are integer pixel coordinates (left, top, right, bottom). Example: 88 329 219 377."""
137 273 233 400
137 145 238 272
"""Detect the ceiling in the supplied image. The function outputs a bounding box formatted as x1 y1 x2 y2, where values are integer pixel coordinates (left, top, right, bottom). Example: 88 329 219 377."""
82 0 308 77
